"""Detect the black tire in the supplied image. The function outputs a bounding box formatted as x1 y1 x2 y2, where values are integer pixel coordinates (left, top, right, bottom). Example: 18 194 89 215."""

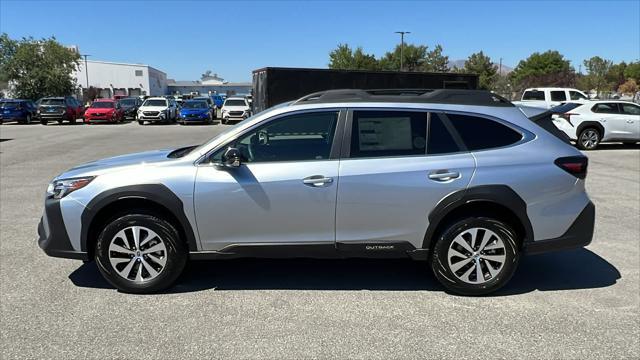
26 114 32 124
95 213 187 294
57 120 63 125
69 118 76 124
576 127 601 150
430 217 520 296
40 119 47 125
138 120 144 125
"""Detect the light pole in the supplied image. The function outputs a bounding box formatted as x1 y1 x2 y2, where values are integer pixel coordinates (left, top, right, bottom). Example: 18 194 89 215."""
395 31 410 71
82 54 91 97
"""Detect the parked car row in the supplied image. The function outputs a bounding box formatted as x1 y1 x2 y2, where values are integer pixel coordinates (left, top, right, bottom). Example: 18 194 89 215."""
1 93 253 126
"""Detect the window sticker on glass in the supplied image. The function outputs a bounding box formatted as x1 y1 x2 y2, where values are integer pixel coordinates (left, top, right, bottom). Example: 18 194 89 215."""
358 117 413 151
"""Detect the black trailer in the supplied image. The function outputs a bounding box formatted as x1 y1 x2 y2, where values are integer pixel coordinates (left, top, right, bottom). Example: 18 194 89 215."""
251 67 479 112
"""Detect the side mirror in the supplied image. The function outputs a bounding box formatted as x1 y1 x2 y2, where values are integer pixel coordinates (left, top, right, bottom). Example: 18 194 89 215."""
216 147 241 168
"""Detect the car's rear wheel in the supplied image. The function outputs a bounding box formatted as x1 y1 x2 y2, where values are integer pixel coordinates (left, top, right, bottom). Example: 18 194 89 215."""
95 213 187 294
431 217 520 296
577 128 600 150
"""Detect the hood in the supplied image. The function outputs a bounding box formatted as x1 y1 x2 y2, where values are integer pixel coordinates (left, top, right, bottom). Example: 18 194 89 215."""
222 105 249 111
180 108 209 114
139 106 168 111
57 148 176 179
85 107 115 114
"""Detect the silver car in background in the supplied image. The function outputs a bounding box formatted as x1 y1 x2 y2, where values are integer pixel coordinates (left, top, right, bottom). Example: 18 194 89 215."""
38 89 595 295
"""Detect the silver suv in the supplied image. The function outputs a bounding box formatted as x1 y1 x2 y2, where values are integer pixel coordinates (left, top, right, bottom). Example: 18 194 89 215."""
38 90 595 295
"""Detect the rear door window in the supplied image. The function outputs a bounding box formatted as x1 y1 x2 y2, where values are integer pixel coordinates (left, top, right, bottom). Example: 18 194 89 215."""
550 91 567 102
446 114 523 151
592 103 620 114
522 90 545 100
427 114 461 154
350 111 427 158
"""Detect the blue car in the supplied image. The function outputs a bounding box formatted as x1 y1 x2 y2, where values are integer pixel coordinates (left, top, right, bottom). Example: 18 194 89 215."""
0 99 38 124
211 94 224 109
178 100 214 125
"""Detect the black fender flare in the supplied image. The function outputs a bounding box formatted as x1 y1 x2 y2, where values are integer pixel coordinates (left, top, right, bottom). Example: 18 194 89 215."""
80 184 198 253
576 121 605 138
422 185 534 250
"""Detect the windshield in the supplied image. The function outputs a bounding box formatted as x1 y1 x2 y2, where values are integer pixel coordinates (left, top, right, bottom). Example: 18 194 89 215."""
225 99 246 107
40 98 64 106
119 99 136 106
91 101 114 109
190 101 292 155
143 99 167 107
183 101 208 109
0 101 19 109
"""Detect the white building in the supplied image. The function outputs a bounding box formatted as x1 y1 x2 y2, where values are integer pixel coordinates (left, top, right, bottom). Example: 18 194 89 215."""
74 60 168 98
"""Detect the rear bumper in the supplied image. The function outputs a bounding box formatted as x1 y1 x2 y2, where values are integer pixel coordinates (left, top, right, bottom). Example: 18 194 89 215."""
38 198 89 261
524 201 595 255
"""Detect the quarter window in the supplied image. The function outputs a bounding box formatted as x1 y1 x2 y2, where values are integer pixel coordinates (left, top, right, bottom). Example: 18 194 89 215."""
350 111 427 158
446 114 523 151
550 91 567 101
232 111 338 163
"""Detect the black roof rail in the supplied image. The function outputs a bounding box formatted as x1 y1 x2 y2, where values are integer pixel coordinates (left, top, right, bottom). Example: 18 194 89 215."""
291 89 514 107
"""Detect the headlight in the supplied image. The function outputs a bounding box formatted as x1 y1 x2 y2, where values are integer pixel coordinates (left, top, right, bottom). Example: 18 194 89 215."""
47 176 95 199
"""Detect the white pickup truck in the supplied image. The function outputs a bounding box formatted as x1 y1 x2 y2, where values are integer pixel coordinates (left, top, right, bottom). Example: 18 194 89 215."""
512 87 589 109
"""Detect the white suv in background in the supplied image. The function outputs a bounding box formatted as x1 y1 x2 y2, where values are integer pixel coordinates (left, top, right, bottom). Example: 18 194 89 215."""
513 87 589 109
137 97 178 125
221 97 251 124
553 101 640 149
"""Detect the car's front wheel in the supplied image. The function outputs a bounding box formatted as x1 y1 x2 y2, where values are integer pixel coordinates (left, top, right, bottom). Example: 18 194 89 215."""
95 213 187 293
431 217 520 296
577 128 601 150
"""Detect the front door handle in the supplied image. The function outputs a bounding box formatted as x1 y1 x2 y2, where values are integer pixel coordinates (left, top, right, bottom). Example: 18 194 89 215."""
428 170 461 182
303 175 334 187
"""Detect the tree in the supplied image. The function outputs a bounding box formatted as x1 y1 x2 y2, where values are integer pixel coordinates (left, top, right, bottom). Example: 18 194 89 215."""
624 62 640 81
582 56 613 95
606 62 627 91
422 45 449 72
463 51 498 90
379 43 427 71
3 35 80 100
328 44 379 70
618 79 638 94
509 50 575 91
0 33 17 83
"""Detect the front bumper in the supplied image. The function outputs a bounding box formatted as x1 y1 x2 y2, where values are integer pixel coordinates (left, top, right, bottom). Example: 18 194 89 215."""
524 201 595 255
38 198 89 261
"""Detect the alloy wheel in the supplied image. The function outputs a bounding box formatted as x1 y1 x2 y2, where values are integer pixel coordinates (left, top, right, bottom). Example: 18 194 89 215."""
580 129 599 149
447 227 506 284
108 226 167 283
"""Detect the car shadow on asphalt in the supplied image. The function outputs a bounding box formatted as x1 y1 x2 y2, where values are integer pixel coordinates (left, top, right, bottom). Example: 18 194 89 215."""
68 248 620 296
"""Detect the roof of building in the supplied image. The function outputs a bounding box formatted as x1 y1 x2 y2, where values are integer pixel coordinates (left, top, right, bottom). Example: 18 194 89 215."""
167 81 251 87
84 60 166 75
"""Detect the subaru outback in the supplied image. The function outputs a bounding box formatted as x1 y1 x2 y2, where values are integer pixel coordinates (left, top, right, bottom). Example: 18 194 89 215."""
38 89 595 295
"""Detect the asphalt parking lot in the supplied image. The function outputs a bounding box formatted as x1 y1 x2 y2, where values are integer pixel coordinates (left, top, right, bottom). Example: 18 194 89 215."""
1 121 638 359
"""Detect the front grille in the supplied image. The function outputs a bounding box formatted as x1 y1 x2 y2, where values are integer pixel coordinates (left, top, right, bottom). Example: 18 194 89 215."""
229 111 244 116
188 114 199 118
143 111 160 116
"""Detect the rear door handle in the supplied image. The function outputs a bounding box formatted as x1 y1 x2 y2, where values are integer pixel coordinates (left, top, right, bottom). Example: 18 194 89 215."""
303 175 334 187
428 170 461 181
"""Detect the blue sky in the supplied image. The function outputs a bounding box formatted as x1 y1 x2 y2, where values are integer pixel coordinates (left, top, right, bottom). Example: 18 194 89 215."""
1 0 639 82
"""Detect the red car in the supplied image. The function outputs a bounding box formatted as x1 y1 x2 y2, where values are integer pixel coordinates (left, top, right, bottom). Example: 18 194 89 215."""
83 99 124 124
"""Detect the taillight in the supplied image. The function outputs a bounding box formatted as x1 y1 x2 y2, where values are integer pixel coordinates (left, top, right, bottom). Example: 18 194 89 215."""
555 156 588 179
559 113 576 126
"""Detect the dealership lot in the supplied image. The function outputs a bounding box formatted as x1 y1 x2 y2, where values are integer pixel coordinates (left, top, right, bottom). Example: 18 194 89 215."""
1 123 638 359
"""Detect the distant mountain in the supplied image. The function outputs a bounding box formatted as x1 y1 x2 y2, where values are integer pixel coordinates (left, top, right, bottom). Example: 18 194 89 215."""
448 59 513 75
